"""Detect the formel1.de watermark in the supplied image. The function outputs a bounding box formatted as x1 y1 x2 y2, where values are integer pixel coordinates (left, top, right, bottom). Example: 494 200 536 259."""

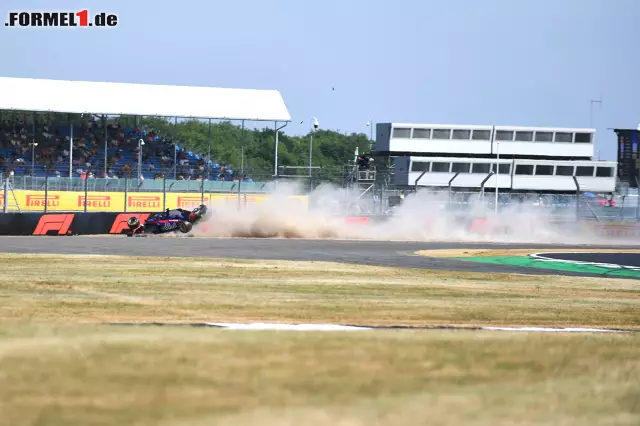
5 10 118 27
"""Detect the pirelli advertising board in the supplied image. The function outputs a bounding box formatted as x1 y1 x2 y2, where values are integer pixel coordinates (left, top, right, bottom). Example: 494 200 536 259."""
1 190 308 212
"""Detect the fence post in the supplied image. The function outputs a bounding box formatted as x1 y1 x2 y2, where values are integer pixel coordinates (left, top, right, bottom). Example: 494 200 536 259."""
83 174 88 213
572 176 580 221
2 178 8 213
200 179 204 205
480 172 495 207
124 178 128 213
44 173 49 213
448 172 460 206
635 174 640 221
237 175 242 209
162 176 167 211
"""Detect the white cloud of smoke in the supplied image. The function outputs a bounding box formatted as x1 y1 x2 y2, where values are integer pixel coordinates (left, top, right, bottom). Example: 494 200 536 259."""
189 180 630 244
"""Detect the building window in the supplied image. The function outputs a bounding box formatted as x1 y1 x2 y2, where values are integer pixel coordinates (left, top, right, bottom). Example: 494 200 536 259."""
575 132 592 143
413 129 430 139
535 165 554 175
596 166 614 177
392 128 411 138
452 129 471 140
451 162 471 173
432 129 451 139
491 163 511 174
495 130 514 141
431 162 450 172
411 162 429 172
515 164 534 175
534 131 553 142
575 166 594 177
555 165 574 176
555 132 573 143
472 130 491 140
472 163 491 174
515 131 534 142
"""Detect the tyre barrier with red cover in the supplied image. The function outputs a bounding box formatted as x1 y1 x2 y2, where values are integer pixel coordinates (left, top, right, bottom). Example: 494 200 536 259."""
0 213 379 236
0 212 155 236
4 213 630 238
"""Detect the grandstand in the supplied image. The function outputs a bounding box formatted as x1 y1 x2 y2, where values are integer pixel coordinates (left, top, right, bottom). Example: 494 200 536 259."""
0 76 291 191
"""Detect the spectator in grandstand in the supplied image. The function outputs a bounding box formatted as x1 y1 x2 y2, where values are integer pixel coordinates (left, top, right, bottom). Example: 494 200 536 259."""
0 115 246 182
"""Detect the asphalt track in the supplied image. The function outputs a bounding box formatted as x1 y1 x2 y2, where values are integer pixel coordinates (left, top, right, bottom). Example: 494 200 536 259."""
2 235 640 277
536 252 640 268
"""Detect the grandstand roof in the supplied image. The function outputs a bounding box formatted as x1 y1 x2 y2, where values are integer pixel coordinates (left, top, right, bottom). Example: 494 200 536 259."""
0 76 291 122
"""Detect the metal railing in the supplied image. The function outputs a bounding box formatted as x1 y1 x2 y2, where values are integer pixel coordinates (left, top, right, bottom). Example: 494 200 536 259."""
4 175 276 194
402 189 640 222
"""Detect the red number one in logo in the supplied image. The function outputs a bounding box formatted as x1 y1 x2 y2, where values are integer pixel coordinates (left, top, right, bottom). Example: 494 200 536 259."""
76 9 88 26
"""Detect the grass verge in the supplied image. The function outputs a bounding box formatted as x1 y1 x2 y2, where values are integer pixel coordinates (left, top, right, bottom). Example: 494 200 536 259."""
0 325 638 426
1 253 639 425
2 253 639 328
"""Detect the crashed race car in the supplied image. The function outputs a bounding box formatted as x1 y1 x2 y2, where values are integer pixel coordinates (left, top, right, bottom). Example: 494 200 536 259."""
126 204 208 236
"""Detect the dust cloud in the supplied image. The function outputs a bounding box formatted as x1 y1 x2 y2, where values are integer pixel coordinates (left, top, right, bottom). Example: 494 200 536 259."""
188 180 625 244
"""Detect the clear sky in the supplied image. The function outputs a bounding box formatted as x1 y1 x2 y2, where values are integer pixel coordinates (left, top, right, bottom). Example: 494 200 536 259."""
1 0 638 160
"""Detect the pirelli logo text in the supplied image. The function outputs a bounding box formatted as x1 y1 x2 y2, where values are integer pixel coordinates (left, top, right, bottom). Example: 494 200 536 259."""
26 194 60 208
128 195 161 209
5 10 118 28
177 196 209 209
78 195 111 208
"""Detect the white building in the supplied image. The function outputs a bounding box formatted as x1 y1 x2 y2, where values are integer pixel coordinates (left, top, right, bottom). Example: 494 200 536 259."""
375 123 616 193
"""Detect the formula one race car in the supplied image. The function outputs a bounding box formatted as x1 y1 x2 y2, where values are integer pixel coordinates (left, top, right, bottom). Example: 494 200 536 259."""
126 204 208 236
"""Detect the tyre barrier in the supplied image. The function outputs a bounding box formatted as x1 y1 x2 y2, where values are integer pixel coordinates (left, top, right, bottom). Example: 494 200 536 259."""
0 213 379 236
2 212 638 239
0 212 155 236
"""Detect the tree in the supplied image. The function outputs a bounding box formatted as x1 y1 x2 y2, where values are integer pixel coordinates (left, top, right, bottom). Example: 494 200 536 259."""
130 117 372 180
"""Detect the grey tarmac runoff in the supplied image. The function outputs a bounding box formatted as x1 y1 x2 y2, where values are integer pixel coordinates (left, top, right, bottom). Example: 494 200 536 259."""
1 235 640 278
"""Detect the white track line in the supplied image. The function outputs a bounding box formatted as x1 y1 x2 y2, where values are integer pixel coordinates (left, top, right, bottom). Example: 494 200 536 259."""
205 323 370 331
481 326 629 333
530 252 640 270
202 322 633 333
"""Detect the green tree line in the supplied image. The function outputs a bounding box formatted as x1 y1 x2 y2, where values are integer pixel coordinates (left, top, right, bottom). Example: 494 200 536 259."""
125 116 373 180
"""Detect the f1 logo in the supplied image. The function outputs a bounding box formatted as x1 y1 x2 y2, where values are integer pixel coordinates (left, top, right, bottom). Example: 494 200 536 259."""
109 213 150 234
33 214 75 235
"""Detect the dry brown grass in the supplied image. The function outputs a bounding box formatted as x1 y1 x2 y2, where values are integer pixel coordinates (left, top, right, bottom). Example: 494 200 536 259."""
1 253 639 426
1 253 639 328
0 324 638 426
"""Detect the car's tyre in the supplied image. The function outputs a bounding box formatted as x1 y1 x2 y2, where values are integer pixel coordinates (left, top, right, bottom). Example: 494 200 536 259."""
127 217 140 229
178 221 193 233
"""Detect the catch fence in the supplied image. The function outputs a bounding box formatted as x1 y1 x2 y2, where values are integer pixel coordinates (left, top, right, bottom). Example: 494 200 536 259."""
371 188 640 223
0 172 306 213
3 169 640 223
